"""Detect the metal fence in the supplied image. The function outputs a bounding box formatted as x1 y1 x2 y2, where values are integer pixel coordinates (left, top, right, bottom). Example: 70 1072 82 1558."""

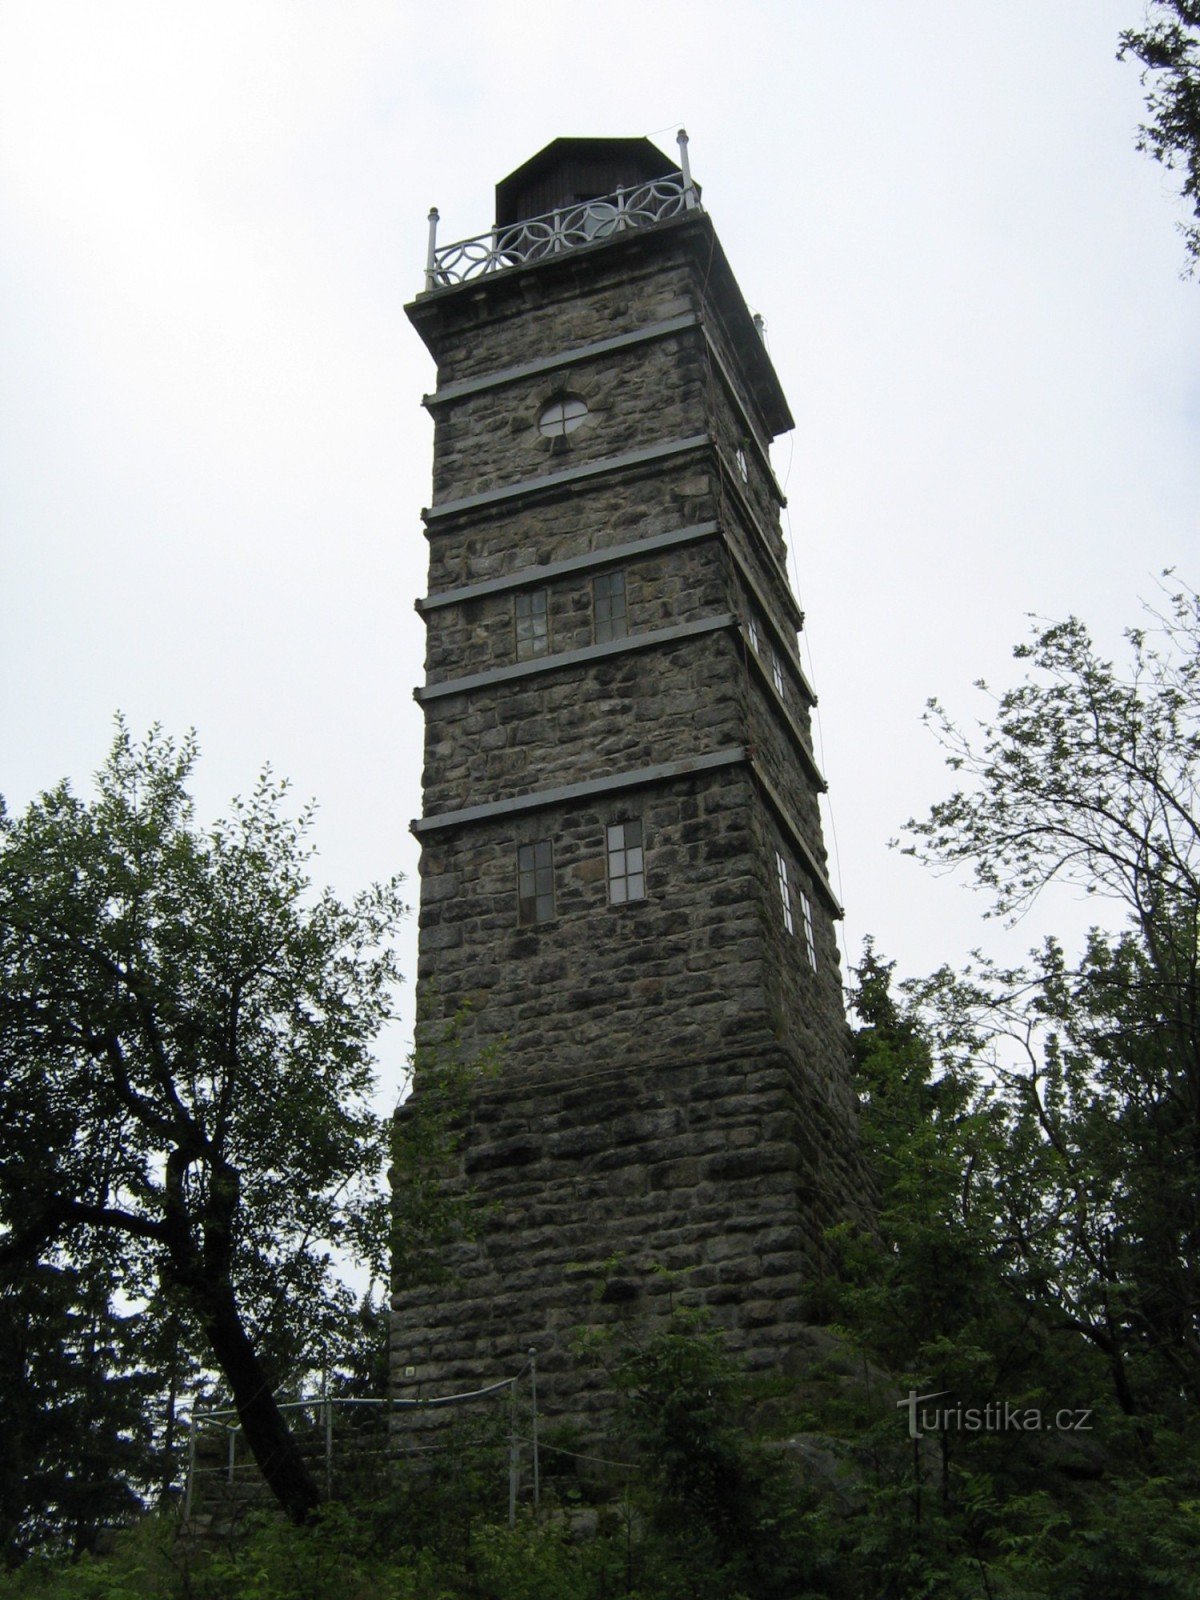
184 1353 543 1527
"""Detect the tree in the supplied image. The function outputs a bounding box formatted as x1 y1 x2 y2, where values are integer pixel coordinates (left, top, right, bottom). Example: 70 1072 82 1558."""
0 1260 157 1563
1119 1 1200 273
905 584 1200 933
832 945 1020 1394
0 723 406 1525
903 584 1200 1416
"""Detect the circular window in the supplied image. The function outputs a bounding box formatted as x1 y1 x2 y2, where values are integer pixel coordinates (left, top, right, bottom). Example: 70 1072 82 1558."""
538 394 589 438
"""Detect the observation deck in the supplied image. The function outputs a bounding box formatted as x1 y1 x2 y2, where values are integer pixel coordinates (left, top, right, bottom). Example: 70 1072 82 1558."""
421 130 701 292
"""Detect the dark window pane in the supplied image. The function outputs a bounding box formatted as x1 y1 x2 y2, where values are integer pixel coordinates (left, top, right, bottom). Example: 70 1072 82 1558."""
518 839 554 923
594 570 627 643
515 590 549 659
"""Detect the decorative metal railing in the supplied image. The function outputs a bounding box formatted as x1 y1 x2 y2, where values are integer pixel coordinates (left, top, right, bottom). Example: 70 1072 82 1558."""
423 128 701 291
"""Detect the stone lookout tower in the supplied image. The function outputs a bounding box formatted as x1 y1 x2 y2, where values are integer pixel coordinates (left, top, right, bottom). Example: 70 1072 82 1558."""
392 134 868 1417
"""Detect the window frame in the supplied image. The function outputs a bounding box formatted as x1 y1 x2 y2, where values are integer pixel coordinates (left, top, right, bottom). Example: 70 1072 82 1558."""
593 569 628 644
606 818 646 906
517 838 555 925
514 587 549 660
774 849 795 936
770 646 785 698
537 394 589 438
799 889 817 970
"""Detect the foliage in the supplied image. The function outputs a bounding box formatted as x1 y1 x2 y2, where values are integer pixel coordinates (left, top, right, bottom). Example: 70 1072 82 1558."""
814 948 1200 1598
909 934 1200 1421
0 722 406 1528
830 943 1012 1384
1120 1 1200 273
902 588 1200 1419
904 583 1200 932
390 1003 500 1294
0 1262 157 1565
0 1294 1196 1600
575 1310 826 1599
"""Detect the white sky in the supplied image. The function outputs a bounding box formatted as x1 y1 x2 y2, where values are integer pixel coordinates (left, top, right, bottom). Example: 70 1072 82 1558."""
2 1 1198 1108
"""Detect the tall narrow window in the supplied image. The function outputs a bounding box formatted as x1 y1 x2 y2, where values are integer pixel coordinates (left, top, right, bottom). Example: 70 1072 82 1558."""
606 819 645 904
593 570 627 643
775 850 794 935
770 647 784 697
800 890 817 970
736 445 749 482
747 617 760 655
517 840 555 924
515 589 549 659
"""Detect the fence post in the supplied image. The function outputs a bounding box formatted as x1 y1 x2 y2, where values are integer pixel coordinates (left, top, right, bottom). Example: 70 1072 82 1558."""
227 1425 236 1486
529 1349 540 1513
324 1377 334 1499
184 1412 197 1522
677 128 697 208
508 1379 519 1527
424 207 440 291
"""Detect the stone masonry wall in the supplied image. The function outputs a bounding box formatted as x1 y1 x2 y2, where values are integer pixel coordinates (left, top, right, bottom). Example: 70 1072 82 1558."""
422 533 725 685
420 625 741 816
739 648 829 872
708 392 788 567
720 495 801 660
422 461 716 596
431 334 708 508
414 766 770 1070
391 1039 828 1428
416 245 698 385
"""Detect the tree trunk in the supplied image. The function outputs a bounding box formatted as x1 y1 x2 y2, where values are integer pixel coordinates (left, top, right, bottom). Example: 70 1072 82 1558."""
197 1275 322 1524
160 1149 322 1522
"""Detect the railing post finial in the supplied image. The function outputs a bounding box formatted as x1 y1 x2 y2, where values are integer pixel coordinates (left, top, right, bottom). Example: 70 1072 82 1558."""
677 128 697 209
425 207 440 291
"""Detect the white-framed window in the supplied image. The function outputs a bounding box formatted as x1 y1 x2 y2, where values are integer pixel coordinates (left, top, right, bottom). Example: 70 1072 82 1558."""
606 819 645 904
537 394 589 438
748 617 760 655
593 569 627 643
774 850 794 935
517 839 555 924
770 647 784 697
515 588 549 659
735 445 749 482
800 890 817 970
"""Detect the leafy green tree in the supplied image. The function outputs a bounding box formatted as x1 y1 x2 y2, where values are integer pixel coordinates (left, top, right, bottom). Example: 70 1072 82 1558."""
1120 1 1200 273
817 947 1200 1596
832 947 1020 1391
595 1310 820 1600
910 932 1200 1422
903 585 1200 1418
0 723 405 1525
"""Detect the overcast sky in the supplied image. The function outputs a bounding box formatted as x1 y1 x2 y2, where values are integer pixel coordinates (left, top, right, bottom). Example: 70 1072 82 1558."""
2 1 1197 1105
